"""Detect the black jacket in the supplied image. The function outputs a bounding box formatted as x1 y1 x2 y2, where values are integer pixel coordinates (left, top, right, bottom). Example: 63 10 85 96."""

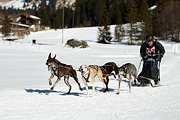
140 40 165 59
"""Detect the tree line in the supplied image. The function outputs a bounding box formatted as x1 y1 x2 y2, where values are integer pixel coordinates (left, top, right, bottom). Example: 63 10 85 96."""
1 0 180 42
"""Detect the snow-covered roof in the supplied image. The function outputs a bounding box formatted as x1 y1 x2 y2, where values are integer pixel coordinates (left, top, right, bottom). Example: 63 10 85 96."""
149 5 157 11
16 14 40 20
29 15 40 20
11 22 30 28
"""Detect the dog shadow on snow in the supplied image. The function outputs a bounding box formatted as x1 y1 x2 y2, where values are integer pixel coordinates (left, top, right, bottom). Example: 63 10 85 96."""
81 86 116 92
25 88 60 95
120 79 139 87
25 88 83 96
25 86 116 96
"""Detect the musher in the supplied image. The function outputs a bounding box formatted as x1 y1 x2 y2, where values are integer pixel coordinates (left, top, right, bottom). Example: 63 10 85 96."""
140 34 165 85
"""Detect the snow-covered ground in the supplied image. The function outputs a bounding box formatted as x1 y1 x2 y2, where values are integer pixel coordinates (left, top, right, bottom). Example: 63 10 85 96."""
0 27 180 120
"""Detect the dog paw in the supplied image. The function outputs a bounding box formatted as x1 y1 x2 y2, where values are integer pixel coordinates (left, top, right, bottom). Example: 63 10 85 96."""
116 92 119 95
92 90 98 93
80 88 83 91
49 82 52 86
103 88 108 93
50 87 54 90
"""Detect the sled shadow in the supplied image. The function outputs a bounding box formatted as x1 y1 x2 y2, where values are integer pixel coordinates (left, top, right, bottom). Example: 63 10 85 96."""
25 88 83 96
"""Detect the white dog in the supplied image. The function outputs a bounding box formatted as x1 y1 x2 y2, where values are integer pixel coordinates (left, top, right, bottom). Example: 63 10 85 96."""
79 65 106 96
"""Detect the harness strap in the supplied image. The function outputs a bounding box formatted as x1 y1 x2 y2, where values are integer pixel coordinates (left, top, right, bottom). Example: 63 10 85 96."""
99 66 105 71
83 72 90 82
100 64 115 77
52 65 71 78
89 65 99 72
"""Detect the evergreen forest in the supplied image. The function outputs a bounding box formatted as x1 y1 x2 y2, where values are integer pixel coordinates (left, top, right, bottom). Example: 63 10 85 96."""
0 0 180 42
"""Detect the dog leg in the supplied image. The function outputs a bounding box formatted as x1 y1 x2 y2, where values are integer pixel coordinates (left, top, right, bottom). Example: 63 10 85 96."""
49 74 54 86
129 80 132 93
116 75 122 94
82 77 89 97
134 75 139 85
92 82 97 93
50 78 60 90
128 74 132 93
75 78 83 91
113 73 116 79
64 75 71 94
90 77 97 93
103 77 109 92
97 71 106 92
72 71 83 91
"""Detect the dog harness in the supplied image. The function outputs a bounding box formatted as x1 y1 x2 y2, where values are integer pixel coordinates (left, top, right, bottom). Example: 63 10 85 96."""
83 72 90 82
82 65 99 82
89 65 99 72
100 64 116 77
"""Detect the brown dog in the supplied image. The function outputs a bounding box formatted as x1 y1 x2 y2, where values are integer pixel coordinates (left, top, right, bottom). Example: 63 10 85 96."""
101 62 119 92
79 65 105 97
46 53 83 94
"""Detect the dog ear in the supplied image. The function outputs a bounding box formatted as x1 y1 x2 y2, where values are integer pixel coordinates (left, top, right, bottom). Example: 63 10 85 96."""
48 53 51 59
53 54 56 59
87 66 90 71
78 66 82 71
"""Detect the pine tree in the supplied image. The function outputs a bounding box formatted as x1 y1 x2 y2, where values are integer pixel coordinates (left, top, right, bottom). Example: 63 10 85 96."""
120 0 127 23
51 9 61 29
94 0 105 26
81 3 89 26
74 5 81 27
114 10 125 42
111 0 121 25
126 0 138 44
97 4 112 43
38 5 51 27
2 11 11 37
139 0 153 42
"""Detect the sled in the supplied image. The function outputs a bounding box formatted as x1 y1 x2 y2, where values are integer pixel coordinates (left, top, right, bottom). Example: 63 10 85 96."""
137 58 160 87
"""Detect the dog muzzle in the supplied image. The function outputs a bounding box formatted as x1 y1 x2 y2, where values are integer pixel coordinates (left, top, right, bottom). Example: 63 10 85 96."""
48 65 52 71
81 71 85 75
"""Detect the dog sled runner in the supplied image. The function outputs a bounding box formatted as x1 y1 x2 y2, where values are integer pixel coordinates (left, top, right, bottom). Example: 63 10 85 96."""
137 58 160 87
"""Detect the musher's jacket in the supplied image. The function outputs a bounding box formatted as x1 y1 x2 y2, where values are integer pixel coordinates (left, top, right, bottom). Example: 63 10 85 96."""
140 40 165 59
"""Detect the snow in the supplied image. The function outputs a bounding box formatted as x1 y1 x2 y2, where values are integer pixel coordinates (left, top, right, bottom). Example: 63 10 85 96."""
30 15 40 20
0 0 76 10
11 22 30 27
149 5 157 11
0 0 24 9
0 26 180 120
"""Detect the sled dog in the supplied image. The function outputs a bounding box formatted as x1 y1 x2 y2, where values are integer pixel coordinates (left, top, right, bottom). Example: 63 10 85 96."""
101 62 119 92
117 63 138 94
79 65 106 96
46 53 83 94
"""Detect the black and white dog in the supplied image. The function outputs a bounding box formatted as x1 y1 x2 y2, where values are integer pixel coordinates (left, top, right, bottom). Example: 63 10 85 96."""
117 63 138 94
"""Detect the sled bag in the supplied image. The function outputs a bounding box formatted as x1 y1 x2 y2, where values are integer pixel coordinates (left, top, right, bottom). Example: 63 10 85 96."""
138 59 157 82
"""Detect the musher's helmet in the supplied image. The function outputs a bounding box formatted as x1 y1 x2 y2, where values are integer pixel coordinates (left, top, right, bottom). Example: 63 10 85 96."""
146 34 154 43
